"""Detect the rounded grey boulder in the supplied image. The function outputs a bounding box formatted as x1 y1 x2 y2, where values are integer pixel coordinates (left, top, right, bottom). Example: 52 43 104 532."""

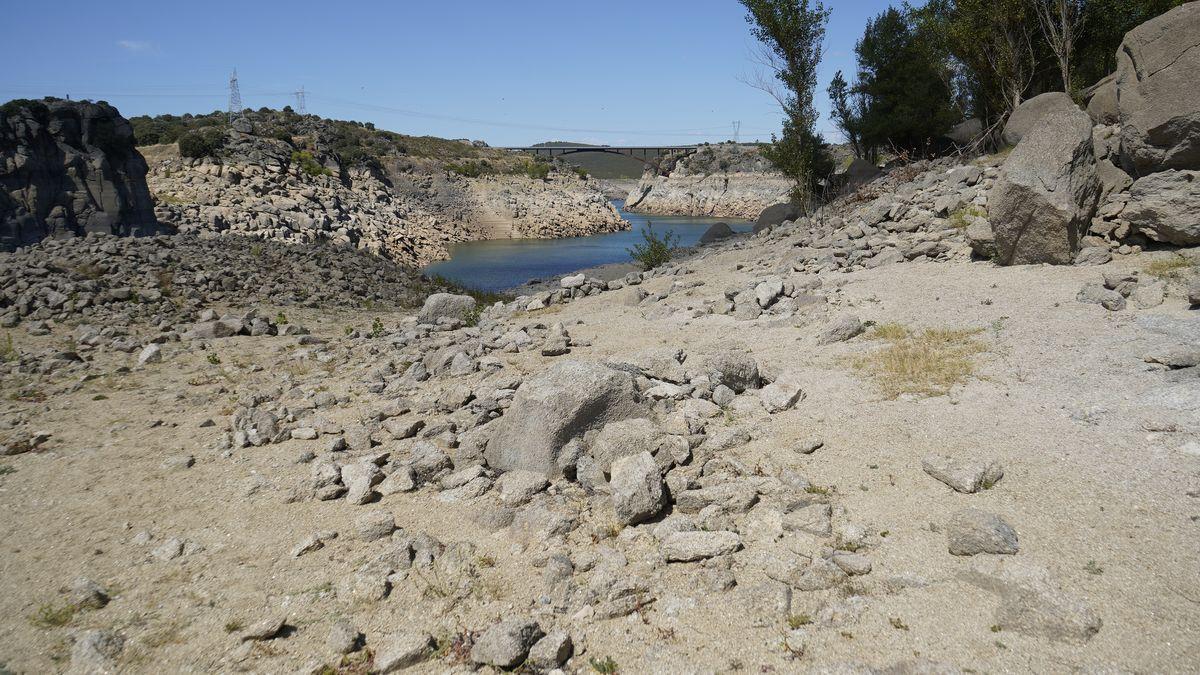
417 292 476 325
699 222 735 244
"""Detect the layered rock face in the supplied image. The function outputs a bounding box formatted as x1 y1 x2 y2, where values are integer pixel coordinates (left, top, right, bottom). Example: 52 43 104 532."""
624 144 792 219
1115 1 1200 176
147 124 625 268
0 99 160 251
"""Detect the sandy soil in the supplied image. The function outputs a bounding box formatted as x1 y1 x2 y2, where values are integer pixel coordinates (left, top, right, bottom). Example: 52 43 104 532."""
0 239 1197 673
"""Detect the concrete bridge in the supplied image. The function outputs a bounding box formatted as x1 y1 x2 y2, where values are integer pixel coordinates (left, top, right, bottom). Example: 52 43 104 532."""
504 145 697 165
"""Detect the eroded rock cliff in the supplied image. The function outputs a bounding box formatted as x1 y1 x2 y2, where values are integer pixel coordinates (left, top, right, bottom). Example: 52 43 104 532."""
0 99 160 250
623 144 792 219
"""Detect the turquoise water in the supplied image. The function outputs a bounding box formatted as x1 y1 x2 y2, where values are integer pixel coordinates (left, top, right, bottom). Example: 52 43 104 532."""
423 199 751 292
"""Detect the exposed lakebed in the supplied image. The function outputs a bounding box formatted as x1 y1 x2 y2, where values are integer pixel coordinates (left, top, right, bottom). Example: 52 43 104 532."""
423 200 752 292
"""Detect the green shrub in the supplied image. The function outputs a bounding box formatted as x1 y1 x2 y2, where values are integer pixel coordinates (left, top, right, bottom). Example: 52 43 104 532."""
178 127 226 158
290 150 332 177
628 224 679 270
522 159 551 180
445 160 491 178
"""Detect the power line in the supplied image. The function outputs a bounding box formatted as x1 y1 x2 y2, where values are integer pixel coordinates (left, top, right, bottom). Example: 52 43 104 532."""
294 86 306 115
305 93 774 137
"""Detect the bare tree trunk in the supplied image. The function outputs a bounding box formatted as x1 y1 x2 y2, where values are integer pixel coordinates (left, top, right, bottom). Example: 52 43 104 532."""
1036 0 1083 94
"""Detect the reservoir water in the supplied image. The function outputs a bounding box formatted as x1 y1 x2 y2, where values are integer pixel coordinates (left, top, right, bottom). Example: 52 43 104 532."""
423 199 752 292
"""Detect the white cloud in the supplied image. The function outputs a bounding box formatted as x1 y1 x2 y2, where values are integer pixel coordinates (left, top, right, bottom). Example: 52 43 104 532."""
117 40 152 52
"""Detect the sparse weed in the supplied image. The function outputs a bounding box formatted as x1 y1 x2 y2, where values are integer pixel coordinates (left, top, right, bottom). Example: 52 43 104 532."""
275 312 288 325
1144 254 1197 280
370 317 385 338
889 617 910 631
1084 560 1104 575
853 324 986 399
206 353 221 365
0 333 15 362
29 603 76 628
590 656 620 674
223 620 244 633
948 205 986 229
787 613 812 629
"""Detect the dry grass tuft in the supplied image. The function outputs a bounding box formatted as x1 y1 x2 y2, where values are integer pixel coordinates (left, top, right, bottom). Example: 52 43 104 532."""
1144 254 1197 280
853 324 986 398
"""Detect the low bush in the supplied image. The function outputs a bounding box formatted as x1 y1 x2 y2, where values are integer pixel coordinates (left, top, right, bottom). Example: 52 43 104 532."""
290 150 332 177
178 127 226 158
628 224 679 270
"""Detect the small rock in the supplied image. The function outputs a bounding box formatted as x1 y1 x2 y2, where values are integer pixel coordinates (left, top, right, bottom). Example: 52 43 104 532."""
496 470 549 507
609 451 666 526
68 577 110 609
922 455 1004 493
470 618 544 669
1077 283 1125 311
663 531 742 562
948 509 1019 556
816 314 864 345
759 371 805 413
527 631 573 671
374 631 435 672
68 629 124 675
136 344 162 366
326 620 361 654
240 615 286 642
354 510 396 541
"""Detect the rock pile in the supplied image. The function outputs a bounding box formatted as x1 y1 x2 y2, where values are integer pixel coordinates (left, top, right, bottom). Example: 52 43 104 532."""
0 231 428 328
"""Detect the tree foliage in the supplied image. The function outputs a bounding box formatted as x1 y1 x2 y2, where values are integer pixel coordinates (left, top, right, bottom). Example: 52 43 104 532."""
851 7 959 157
908 0 1185 126
740 0 833 201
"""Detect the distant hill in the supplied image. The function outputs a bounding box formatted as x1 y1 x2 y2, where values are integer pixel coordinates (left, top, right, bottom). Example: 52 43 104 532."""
532 141 647 179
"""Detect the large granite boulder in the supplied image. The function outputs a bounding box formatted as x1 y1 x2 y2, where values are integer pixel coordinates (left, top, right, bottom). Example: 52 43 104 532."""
1116 2 1200 175
1 98 161 251
1003 92 1080 147
753 202 801 234
947 118 986 146
484 360 643 478
1122 170 1200 245
1084 74 1119 125
989 107 1100 265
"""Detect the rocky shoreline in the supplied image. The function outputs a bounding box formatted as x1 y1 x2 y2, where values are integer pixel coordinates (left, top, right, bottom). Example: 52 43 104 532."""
624 144 793 219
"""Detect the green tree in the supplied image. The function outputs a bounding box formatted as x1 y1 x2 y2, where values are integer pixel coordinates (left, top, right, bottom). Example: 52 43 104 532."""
913 0 1039 123
854 7 959 156
827 71 867 160
740 0 833 201
1071 0 1185 88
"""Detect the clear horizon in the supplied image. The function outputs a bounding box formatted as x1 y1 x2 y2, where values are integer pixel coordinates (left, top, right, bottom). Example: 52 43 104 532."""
3 0 905 146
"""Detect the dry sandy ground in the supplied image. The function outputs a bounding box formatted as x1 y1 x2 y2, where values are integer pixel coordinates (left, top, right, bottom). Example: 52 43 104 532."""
0 241 1197 673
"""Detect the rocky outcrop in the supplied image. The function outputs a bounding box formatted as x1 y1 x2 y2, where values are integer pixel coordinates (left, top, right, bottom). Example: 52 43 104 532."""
1115 2 1200 175
624 144 792 219
1 99 160 251
1002 92 1079 147
146 122 625 267
1122 169 1200 245
990 106 1100 265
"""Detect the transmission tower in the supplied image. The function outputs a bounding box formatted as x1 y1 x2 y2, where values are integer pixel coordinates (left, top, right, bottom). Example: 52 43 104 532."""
294 86 307 115
732 120 741 143
227 69 243 122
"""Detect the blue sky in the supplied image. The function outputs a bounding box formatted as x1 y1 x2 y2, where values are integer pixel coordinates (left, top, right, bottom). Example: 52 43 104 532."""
3 0 900 146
